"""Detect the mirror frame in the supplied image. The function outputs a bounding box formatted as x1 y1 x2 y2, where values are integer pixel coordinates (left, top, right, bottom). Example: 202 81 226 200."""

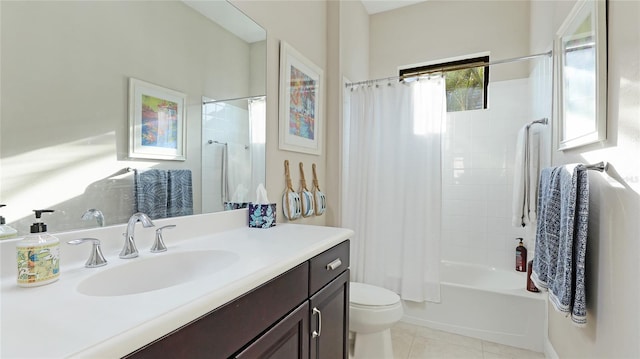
555 0 607 151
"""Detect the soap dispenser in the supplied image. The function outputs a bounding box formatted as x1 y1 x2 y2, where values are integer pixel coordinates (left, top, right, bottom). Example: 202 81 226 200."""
0 205 18 240
16 210 60 287
515 238 527 272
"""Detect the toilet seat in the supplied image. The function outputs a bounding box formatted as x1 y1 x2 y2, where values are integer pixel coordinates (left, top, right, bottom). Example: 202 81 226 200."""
350 282 400 307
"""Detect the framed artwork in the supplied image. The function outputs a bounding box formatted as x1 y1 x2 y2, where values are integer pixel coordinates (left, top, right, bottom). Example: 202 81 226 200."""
129 78 187 161
279 41 323 155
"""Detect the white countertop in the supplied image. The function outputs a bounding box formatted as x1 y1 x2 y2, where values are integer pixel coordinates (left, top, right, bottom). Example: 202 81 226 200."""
0 211 353 358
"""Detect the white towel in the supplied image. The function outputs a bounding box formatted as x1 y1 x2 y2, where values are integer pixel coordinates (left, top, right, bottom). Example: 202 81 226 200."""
512 125 541 227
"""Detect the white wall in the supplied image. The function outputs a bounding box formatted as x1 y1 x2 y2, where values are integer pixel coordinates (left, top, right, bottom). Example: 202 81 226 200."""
231 0 329 226
530 0 640 357
331 0 370 227
339 1 370 84
369 0 530 81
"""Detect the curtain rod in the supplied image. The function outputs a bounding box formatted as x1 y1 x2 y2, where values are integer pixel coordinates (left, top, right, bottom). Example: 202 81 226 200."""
345 50 553 88
203 95 266 105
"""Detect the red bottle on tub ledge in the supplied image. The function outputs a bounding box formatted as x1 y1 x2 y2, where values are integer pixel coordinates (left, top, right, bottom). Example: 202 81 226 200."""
515 238 527 272
527 260 539 292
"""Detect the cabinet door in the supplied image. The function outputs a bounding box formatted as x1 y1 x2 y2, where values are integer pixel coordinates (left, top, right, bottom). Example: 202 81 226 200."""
236 301 310 359
309 269 349 359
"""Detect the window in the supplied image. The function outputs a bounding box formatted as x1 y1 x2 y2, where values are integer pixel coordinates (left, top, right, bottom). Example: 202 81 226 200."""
400 56 489 112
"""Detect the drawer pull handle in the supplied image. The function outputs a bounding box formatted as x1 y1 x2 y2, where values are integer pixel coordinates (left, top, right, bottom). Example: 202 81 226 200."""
312 307 322 338
326 258 342 271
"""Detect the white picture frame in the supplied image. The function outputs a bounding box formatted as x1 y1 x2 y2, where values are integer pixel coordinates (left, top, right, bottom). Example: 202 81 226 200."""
129 78 187 161
278 42 323 155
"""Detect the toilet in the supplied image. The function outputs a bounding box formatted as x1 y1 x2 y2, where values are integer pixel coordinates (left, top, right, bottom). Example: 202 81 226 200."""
349 282 404 359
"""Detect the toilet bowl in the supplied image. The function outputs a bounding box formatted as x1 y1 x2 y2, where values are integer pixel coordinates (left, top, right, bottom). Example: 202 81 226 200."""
349 282 403 359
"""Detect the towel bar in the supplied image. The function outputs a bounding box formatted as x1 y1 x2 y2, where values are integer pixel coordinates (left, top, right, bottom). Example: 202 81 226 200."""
585 161 607 172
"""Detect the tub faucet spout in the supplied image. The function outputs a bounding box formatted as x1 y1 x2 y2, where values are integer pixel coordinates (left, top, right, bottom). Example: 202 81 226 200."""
120 212 155 259
82 208 104 227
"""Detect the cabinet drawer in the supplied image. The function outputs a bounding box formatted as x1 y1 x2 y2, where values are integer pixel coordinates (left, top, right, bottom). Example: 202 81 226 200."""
309 240 349 295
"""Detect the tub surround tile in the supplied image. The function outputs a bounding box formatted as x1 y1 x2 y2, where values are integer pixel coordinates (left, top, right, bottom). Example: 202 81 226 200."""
440 245 488 266
486 232 511 251
440 77 536 270
485 200 509 218
443 199 486 217
442 215 487 233
443 184 487 201
485 250 513 270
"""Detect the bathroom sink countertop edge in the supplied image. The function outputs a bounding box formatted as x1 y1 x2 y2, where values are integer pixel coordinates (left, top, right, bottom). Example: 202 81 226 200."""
0 222 353 359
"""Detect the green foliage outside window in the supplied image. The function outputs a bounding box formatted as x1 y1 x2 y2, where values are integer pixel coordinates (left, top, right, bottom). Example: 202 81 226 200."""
445 67 485 112
401 56 488 113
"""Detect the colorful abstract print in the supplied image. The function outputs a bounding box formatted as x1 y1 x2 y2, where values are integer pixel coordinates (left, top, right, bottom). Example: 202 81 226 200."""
141 94 178 149
289 66 316 140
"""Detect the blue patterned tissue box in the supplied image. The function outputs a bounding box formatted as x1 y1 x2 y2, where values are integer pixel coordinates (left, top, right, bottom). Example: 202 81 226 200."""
248 203 276 228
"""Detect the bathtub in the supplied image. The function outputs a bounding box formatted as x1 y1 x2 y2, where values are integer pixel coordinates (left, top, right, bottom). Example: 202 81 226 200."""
402 261 546 352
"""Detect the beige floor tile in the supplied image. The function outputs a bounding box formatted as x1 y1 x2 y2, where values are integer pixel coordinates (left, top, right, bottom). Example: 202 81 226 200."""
409 337 484 359
414 326 483 351
360 322 543 359
481 341 544 359
392 322 420 337
392 333 413 359
482 351 514 359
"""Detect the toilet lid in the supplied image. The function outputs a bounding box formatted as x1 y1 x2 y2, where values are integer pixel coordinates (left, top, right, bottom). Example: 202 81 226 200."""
350 282 400 306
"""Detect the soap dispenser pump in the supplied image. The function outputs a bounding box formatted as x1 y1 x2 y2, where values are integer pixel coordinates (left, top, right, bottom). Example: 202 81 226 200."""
515 238 527 272
0 205 18 240
16 209 60 287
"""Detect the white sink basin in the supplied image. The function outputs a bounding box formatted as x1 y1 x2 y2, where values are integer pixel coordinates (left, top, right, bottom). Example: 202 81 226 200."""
77 250 239 297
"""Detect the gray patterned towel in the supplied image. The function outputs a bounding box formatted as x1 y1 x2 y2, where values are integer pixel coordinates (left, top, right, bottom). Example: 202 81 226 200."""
532 164 589 326
167 169 193 218
531 166 560 290
134 169 168 219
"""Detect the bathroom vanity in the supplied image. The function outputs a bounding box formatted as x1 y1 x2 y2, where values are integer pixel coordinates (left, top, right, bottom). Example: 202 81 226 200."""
0 210 353 358
127 240 350 358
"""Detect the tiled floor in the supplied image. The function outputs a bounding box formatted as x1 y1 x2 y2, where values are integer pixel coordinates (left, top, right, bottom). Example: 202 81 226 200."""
386 322 545 359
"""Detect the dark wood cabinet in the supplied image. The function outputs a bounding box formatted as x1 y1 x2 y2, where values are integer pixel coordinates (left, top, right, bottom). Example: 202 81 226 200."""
310 270 350 359
125 240 350 359
236 302 310 359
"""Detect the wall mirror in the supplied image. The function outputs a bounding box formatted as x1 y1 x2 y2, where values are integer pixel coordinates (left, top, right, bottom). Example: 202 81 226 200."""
556 0 607 150
0 1 266 234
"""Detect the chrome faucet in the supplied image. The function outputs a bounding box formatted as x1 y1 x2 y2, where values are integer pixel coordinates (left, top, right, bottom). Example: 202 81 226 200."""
120 212 155 259
81 208 104 227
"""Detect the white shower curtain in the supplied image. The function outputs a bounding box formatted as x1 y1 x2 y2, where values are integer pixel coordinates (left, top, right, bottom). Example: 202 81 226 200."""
342 77 445 303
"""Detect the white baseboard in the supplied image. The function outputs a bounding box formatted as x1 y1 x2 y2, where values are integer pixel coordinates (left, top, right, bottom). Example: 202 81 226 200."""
544 337 559 359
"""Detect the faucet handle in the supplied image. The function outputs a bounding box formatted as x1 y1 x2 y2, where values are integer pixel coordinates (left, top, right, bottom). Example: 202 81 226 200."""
151 225 176 253
67 238 107 268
